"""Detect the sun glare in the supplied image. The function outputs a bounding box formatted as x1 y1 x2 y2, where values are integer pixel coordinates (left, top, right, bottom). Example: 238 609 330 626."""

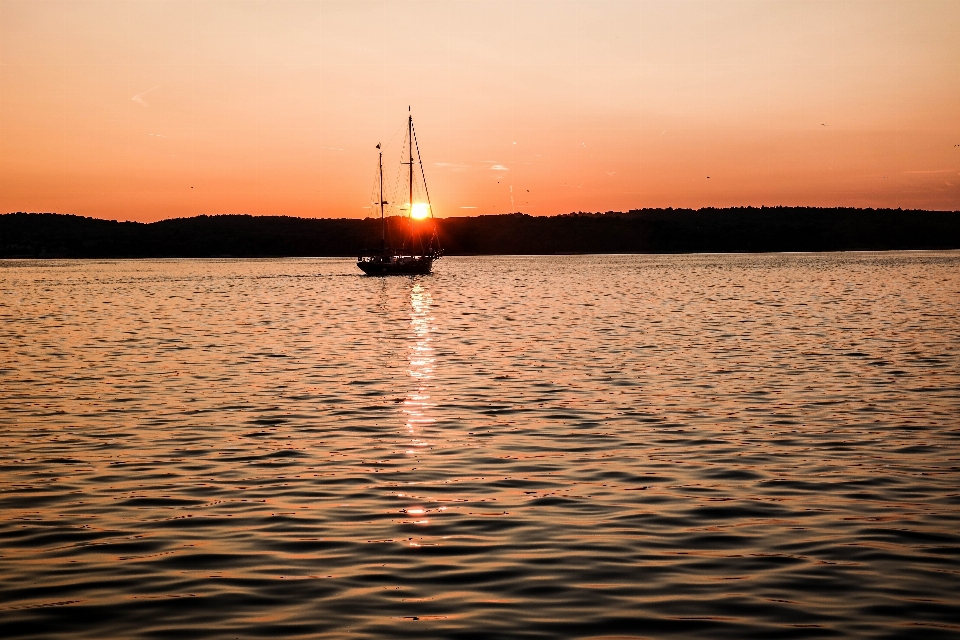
411 203 430 220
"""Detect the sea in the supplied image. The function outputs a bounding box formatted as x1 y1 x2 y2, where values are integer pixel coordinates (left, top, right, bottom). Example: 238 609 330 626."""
2 253 959 639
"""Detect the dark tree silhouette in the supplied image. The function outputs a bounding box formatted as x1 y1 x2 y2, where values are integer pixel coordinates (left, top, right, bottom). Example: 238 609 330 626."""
2 208 958 258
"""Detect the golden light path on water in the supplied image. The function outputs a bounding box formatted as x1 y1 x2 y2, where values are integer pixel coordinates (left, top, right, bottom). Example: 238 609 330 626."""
400 284 440 542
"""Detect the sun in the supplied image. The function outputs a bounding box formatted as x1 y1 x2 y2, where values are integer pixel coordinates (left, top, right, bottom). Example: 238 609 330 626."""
411 203 430 220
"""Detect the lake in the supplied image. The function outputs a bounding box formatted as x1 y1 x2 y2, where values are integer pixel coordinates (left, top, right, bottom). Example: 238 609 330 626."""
2 253 959 638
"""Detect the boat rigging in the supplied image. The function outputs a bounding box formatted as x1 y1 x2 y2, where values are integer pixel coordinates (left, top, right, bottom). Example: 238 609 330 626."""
357 108 442 275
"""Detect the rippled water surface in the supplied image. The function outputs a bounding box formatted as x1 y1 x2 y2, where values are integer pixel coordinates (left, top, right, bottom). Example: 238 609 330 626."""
2 253 960 639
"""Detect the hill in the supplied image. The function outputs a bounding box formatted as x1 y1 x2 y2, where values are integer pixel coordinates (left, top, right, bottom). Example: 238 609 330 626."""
2 207 958 258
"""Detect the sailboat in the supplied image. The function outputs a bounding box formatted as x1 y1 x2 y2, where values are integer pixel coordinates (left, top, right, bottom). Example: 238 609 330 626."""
357 109 442 275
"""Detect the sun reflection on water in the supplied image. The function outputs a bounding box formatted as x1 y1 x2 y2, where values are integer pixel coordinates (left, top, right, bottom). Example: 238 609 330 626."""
401 283 435 539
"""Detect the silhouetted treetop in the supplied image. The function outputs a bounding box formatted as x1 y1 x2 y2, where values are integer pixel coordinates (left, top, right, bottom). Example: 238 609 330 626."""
2 208 957 258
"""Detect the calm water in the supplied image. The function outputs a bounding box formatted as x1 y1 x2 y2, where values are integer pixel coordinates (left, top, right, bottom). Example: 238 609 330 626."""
2 253 959 639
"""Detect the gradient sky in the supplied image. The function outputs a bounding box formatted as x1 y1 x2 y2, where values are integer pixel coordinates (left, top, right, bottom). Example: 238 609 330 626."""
1 0 958 221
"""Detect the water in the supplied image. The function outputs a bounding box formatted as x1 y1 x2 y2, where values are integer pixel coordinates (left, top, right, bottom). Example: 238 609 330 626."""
2 253 959 639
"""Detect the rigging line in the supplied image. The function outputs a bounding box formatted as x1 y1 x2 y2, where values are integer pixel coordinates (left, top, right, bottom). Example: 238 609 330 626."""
367 155 391 247
388 128 407 217
392 126 414 253
393 131 424 213
408 120 423 255
383 122 405 151
411 123 440 251
411 124 432 212
368 161 381 210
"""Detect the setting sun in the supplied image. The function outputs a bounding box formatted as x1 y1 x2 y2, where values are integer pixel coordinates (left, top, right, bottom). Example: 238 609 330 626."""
411 203 430 220
2 2 959 636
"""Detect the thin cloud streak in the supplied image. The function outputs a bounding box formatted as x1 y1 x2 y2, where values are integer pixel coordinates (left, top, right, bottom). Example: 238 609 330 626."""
131 86 160 107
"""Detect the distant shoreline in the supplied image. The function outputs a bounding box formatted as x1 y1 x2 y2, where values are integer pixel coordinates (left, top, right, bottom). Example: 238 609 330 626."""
3 208 959 258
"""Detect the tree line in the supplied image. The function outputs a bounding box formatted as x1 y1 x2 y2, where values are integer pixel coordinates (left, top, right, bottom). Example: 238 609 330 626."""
2 207 958 258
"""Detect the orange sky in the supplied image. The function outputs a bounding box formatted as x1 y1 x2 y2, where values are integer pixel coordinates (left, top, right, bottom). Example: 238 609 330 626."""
1 0 958 221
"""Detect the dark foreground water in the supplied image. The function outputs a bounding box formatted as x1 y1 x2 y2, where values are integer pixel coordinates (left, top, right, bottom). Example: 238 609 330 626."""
2 253 959 639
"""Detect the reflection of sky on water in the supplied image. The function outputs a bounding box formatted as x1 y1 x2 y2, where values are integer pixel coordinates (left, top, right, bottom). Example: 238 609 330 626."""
400 283 435 541
6 255 960 637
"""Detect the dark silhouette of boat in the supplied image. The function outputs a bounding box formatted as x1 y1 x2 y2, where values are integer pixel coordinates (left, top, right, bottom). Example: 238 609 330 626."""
358 109 442 276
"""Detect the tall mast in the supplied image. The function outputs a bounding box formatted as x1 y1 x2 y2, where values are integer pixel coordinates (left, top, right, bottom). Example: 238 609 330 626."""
379 149 385 244
408 108 414 218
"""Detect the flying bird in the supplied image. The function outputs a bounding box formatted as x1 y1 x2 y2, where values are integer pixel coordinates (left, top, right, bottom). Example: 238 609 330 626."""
131 86 160 107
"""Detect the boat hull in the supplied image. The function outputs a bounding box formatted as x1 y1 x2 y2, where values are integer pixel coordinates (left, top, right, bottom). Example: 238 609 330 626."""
357 256 434 276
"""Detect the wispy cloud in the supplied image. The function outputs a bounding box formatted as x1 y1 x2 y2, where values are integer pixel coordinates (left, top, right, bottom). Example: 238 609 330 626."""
434 162 469 172
490 164 509 171
131 86 160 107
459 206 477 209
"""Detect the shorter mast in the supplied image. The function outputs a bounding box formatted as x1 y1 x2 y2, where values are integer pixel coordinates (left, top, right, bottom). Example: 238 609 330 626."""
379 147 385 248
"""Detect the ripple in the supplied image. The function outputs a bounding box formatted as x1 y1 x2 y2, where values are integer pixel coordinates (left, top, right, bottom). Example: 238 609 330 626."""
1 253 959 638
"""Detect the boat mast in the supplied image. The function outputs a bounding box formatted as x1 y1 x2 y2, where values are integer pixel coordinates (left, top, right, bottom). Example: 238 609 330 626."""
379 148 385 246
408 107 413 221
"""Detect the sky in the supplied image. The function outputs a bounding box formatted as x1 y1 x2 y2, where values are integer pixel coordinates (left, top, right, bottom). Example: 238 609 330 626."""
1 0 958 222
